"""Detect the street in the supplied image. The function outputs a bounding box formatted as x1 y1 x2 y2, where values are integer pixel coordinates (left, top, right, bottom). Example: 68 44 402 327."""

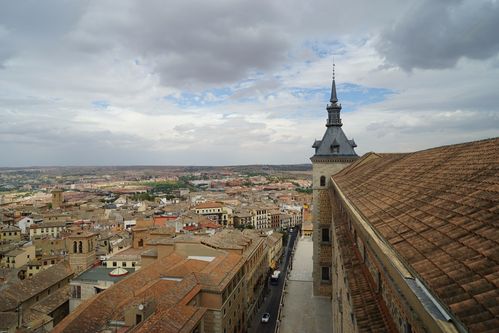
249 227 299 333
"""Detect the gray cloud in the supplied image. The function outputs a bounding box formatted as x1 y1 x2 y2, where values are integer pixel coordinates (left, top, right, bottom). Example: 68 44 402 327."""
377 0 499 70
0 0 498 166
65 0 291 89
0 0 409 88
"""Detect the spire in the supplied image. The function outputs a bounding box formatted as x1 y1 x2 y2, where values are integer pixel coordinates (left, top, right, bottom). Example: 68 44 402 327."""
326 59 342 127
330 60 338 103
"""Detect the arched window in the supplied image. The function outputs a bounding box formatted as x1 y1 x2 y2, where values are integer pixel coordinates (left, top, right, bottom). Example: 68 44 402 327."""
320 176 326 187
138 239 144 247
78 241 83 253
73 241 77 254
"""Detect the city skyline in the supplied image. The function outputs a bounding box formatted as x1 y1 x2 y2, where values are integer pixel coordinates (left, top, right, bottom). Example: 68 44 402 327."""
1 0 498 166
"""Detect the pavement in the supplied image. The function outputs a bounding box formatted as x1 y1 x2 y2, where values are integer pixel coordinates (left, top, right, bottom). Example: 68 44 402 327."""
278 236 332 333
248 228 298 333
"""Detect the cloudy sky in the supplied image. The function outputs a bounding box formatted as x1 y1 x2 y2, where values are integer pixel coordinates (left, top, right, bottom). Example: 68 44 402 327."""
1 0 498 166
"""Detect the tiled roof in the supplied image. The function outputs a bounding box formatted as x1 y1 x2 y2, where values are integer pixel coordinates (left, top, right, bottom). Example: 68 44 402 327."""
0 261 73 312
0 312 17 329
334 138 499 332
30 284 70 315
201 229 264 256
193 201 223 209
29 221 67 229
0 224 20 232
134 305 206 333
52 254 187 333
54 247 245 333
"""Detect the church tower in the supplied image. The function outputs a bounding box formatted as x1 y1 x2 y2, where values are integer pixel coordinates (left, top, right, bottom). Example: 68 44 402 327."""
51 188 64 209
67 230 96 274
311 65 358 296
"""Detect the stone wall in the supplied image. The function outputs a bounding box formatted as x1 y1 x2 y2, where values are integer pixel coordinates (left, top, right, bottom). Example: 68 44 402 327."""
312 161 351 297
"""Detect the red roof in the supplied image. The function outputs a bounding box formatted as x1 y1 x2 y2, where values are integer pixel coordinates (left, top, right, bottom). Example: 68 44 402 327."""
194 202 223 209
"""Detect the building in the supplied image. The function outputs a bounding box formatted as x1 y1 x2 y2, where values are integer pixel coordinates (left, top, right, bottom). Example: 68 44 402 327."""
193 202 233 226
0 224 21 243
321 138 499 332
69 265 134 312
53 243 246 333
15 216 36 234
233 209 252 228
280 213 292 230
51 189 64 209
201 229 269 329
103 247 142 270
311 68 358 296
266 231 283 270
29 221 67 240
0 261 74 332
251 207 269 230
66 230 96 274
26 256 64 277
0 243 35 269
269 209 281 229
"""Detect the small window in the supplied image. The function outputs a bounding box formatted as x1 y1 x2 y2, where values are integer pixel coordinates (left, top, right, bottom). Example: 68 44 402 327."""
321 266 330 281
320 176 326 187
113 262 117 267
322 228 330 243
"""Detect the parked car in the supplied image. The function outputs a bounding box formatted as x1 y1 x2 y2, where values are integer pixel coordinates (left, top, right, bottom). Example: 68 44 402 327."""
261 313 270 323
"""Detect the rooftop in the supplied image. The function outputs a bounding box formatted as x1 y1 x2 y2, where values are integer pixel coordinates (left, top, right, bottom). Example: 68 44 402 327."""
193 201 223 209
333 137 499 332
74 266 135 283
0 261 73 312
53 244 245 333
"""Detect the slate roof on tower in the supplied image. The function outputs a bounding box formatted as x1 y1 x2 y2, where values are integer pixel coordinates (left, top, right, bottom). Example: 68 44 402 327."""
312 67 358 159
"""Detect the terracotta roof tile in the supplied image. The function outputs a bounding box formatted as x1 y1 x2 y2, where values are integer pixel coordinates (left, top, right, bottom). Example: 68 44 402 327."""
334 138 499 333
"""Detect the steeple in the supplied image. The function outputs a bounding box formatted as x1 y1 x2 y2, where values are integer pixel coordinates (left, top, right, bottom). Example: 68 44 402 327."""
326 61 342 127
330 62 338 103
311 61 357 158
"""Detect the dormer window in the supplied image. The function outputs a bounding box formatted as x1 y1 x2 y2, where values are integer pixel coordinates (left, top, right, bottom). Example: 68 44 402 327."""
332 145 340 154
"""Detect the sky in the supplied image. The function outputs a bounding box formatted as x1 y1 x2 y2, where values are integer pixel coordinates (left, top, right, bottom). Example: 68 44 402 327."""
1 0 498 166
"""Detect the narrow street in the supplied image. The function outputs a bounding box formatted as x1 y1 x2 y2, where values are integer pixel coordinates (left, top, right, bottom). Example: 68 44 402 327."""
248 227 299 333
279 236 331 333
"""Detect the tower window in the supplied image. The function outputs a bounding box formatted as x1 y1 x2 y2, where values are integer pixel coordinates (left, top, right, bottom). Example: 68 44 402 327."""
321 266 330 281
322 228 330 243
320 176 326 187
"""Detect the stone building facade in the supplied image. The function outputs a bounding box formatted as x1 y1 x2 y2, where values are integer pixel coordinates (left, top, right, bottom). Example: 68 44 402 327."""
66 230 96 274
